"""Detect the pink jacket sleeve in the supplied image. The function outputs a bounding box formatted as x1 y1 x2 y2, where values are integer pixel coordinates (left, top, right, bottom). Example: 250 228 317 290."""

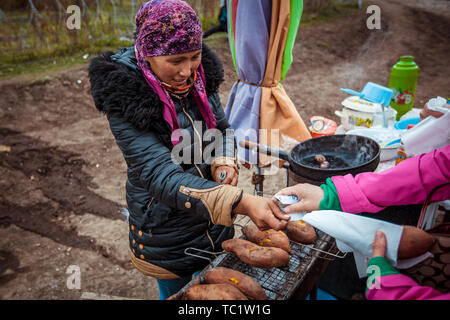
331 145 450 214
367 274 450 300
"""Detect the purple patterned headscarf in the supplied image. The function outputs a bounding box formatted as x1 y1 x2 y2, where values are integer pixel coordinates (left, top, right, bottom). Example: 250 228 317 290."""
134 0 216 145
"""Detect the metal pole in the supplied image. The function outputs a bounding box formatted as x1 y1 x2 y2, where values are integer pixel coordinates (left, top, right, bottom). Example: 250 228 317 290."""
253 166 264 196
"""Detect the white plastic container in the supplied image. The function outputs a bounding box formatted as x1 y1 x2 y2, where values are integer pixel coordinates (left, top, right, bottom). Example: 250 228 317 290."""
335 96 382 131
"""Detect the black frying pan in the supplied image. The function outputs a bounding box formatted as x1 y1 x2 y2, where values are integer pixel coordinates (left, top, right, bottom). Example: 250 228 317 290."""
240 134 381 182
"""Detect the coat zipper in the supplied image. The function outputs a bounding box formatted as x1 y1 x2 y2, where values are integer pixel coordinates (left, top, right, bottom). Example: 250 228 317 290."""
179 100 215 250
206 221 215 251
145 197 155 236
180 185 223 195
146 197 154 209
180 101 204 179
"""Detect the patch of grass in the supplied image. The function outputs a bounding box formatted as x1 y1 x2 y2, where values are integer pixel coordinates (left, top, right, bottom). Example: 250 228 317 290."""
0 1 136 79
0 0 218 79
0 1 363 79
1 55 76 80
301 2 367 26
0 40 133 79
29 75 52 86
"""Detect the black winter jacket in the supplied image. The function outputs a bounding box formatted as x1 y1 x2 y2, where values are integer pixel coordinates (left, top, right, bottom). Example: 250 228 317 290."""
88 44 243 278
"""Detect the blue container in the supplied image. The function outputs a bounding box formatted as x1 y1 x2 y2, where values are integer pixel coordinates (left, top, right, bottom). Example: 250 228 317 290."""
394 117 420 130
341 82 394 106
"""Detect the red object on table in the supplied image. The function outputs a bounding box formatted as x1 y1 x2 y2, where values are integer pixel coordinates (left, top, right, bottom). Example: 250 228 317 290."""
309 116 337 137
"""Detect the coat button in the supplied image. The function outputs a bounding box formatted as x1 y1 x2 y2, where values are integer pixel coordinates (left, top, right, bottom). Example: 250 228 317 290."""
140 254 145 260
139 244 143 250
132 239 136 245
131 225 135 231
185 201 191 209
138 230 143 236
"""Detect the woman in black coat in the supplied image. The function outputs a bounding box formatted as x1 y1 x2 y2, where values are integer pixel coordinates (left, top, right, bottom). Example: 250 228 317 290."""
88 0 288 299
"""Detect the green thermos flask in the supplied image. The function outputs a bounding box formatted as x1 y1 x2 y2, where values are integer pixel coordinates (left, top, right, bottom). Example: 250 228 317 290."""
388 56 420 120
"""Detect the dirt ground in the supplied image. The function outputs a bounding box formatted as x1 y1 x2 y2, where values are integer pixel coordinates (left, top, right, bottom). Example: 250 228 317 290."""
0 0 449 300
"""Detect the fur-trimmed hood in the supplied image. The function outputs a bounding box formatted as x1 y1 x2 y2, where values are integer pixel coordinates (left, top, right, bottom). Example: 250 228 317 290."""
88 43 224 132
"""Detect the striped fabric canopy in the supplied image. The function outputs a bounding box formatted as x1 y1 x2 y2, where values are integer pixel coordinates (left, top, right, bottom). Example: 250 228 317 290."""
225 0 311 166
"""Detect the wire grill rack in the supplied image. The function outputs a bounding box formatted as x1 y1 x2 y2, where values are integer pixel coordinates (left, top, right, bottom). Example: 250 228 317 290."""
181 228 345 300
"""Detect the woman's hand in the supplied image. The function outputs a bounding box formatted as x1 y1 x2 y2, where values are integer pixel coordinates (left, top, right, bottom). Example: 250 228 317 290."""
233 194 290 230
372 230 387 258
273 183 324 213
420 101 449 121
214 165 238 186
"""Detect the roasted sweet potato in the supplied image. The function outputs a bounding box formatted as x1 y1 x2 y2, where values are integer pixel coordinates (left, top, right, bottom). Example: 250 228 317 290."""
320 161 330 169
204 267 267 300
184 283 248 300
398 225 435 259
243 224 291 254
286 220 317 244
222 238 290 268
314 154 327 163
